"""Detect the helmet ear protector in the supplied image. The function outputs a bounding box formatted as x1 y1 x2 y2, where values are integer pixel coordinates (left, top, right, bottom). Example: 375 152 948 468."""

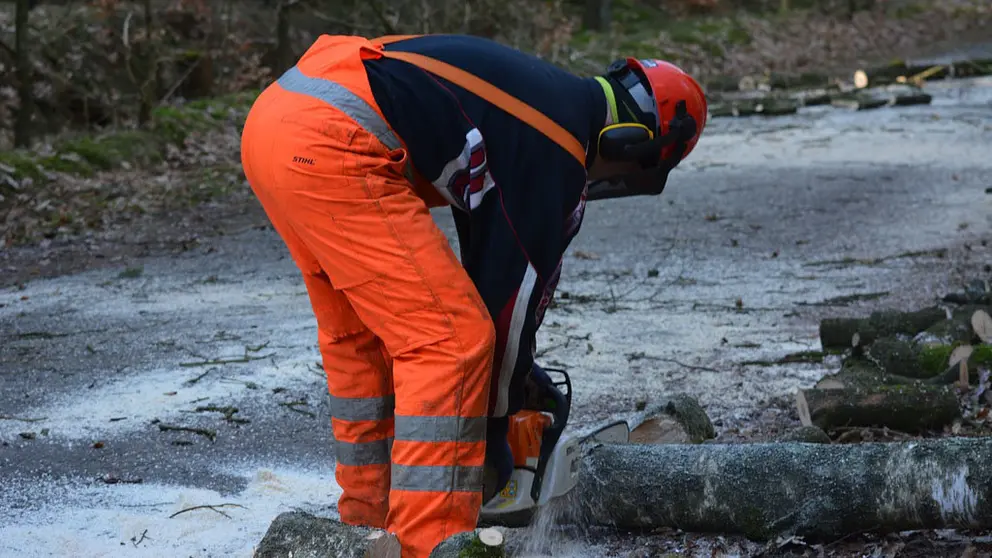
587 59 700 202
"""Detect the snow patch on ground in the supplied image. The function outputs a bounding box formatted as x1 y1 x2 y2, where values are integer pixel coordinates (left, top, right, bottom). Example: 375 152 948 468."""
0 466 342 558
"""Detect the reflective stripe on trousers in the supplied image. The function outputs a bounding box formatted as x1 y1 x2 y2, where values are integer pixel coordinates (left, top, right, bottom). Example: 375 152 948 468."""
333 394 488 493
276 66 415 182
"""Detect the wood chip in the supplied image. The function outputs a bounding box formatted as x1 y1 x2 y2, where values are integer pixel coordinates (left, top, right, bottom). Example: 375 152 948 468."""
971 310 992 343
477 527 504 547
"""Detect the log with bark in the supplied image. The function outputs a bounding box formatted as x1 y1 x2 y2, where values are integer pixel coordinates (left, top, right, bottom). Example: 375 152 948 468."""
862 336 955 379
629 393 716 444
830 92 889 111
253 512 505 558
819 305 946 350
854 57 992 88
916 305 991 346
813 357 920 390
795 384 960 433
574 437 992 540
258 436 992 552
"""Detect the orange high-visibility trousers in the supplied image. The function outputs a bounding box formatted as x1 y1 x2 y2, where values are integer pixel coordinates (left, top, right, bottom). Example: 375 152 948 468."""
240 35 496 558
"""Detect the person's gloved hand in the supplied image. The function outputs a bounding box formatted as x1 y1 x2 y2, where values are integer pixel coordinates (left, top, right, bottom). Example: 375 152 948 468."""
523 363 567 416
482 415 512 504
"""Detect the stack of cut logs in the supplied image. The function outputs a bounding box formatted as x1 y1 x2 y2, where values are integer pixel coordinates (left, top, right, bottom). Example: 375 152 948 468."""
800 289 992 439
704 53 992 118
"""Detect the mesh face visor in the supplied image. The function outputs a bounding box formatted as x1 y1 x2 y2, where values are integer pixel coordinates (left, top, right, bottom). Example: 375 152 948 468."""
586 99 695 202
585 166 671 201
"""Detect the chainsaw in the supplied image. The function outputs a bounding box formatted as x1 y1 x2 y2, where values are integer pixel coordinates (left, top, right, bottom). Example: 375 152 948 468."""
478 367 631 526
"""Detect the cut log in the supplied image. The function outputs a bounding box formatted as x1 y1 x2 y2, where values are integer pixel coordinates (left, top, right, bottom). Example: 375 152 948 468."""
254 512 397 558
819 306 946 349
853 61 934 88
253 512 503 558
430 528 505 558
915 305 991 346
972 310 992 343
856 56 992 89
928 345 992 385
830 92 889 110
942 280 991 305
795 384 960 433
862 336 954 379
827 355 923 389
758 98 799 116
575 437 992 540
708 102 734 118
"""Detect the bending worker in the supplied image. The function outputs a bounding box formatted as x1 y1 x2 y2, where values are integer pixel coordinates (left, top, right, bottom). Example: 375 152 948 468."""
240 33 706 557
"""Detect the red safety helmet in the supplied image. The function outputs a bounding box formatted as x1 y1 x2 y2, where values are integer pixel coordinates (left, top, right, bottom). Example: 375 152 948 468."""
626 58 708 163
588 57 708 201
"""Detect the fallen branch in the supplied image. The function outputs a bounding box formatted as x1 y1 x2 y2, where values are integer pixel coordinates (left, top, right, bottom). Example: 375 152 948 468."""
168 503 246 519
157 424 217 441
193 405 248 424
279 399 316 418
627 352 720 373
0 415 47 423
179 353 274 367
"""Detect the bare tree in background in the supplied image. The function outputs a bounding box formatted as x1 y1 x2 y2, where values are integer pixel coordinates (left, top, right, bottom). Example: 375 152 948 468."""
14 0 32 147
583 0 611 31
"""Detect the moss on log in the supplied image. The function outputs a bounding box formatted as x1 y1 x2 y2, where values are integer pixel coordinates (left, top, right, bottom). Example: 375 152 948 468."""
917 306 991 346
819 306 946 349
864 337 953 379
796 384 960 433
575 437 992 540
253 512 501 558
254 512 394 558
430 529 505 558
927 345 992 385
663 394 716 443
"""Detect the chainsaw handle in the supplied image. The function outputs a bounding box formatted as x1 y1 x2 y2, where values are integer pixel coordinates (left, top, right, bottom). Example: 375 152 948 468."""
528 365 572 503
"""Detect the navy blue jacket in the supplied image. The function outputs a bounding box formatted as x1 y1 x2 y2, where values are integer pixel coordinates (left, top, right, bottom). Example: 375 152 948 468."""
363 34 606 417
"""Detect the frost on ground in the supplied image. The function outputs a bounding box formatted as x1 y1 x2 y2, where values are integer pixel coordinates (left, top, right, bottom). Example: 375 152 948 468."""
1 78 991 557
0 466 341 558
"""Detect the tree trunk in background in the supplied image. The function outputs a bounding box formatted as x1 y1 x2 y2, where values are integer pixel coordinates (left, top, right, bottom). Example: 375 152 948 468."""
275 1 294 75
138 0 157 127
14 0 32 148
779 0 790 13
583 0 611 31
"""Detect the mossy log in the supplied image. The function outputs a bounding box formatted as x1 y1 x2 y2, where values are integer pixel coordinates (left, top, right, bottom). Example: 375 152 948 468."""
795 384 960 433
863 336 955 379
927 345 992 386
430 529 505 558
253 512 504 558
819 306 946 350
916 306 991 346
254 512 394 558
942 280 991 305
574 437 992 540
